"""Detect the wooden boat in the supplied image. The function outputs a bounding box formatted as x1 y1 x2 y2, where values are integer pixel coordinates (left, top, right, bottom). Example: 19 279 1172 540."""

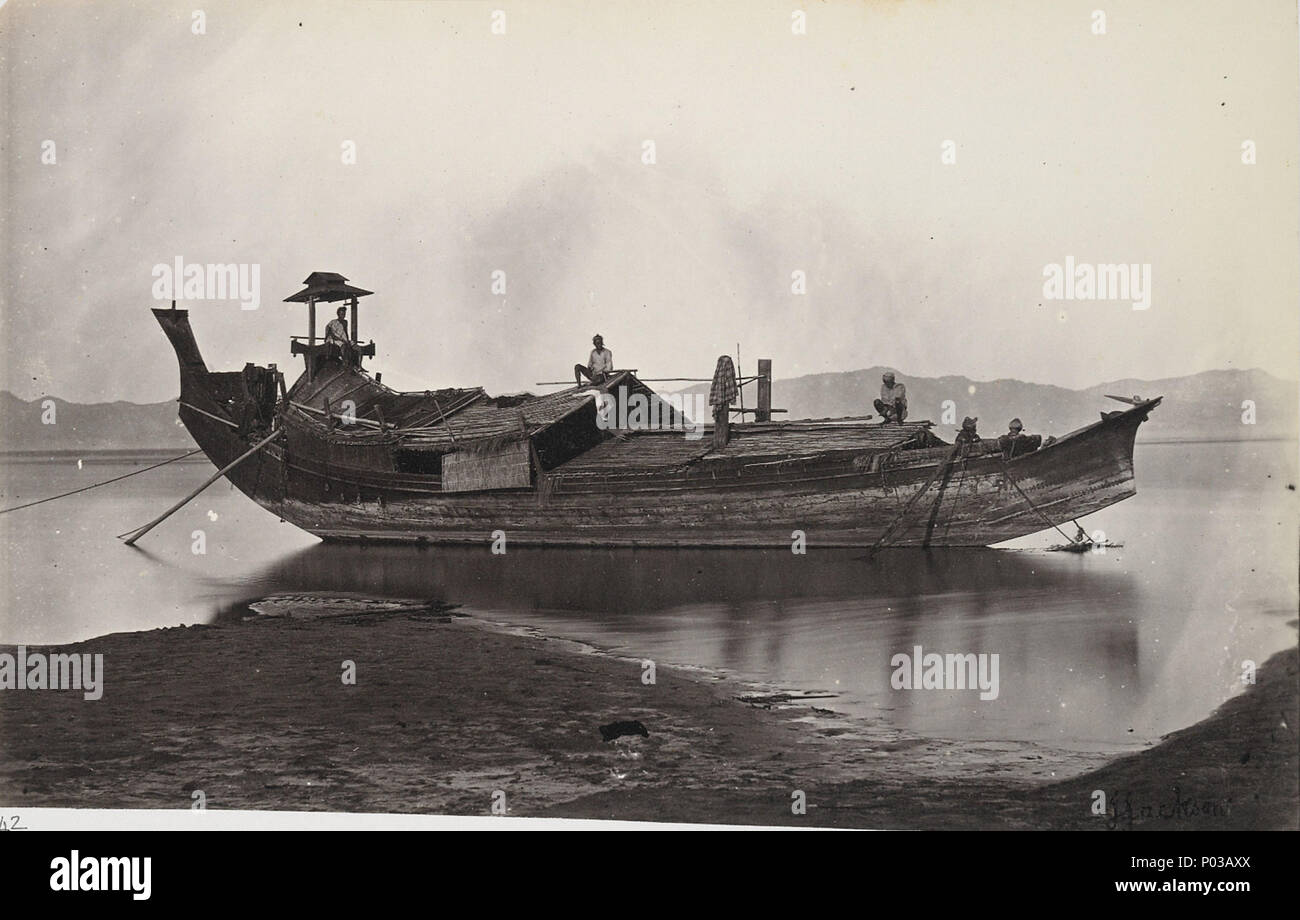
151 273 1161 548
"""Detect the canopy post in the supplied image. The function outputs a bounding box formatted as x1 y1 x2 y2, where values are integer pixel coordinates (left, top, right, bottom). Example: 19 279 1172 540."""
349 295 359 350
306 296 317 382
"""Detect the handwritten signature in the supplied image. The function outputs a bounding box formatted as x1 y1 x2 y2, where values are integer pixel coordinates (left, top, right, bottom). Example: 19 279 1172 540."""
1105 787 1231 830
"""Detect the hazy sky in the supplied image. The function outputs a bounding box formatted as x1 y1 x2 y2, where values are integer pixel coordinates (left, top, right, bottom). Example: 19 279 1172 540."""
3 0 1297 404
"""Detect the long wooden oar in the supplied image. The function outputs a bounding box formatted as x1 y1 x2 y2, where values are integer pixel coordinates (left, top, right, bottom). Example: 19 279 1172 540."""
118 429 283 546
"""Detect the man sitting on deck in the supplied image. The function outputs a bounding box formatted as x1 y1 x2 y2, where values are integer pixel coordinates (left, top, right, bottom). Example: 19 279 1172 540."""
574 334 614 387
955 416 982 456
873 372 908 424
324 306 352 364
997 418 1043 459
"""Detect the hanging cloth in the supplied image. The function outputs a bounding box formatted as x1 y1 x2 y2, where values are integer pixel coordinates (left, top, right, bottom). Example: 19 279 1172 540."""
709 355 738 409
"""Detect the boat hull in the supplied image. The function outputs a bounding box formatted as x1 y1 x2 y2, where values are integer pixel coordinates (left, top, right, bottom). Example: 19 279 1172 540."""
280 407 1148 547
155 307 1158 548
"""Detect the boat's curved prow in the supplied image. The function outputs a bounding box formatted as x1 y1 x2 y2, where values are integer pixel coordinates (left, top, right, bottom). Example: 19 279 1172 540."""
152 307 211 398
151 307 284 500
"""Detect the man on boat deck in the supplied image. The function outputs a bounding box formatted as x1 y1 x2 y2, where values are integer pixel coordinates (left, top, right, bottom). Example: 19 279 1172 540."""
997 418 1043 459
873 372 908 424
324 306 352 363
574 334 614 387
955 416 982 455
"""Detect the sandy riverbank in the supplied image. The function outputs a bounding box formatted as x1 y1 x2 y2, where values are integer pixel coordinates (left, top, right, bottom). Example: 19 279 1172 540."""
0 598 1294 829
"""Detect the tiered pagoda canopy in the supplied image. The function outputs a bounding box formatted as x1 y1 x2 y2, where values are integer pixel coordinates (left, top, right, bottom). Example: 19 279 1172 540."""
285 272 375 381
284 272 373 303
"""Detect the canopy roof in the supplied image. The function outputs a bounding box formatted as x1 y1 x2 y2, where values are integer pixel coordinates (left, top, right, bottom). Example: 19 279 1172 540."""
286 366 652 449
284 272 374 304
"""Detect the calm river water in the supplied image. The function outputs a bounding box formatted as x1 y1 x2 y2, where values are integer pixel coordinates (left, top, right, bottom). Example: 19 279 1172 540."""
1 440 1295 754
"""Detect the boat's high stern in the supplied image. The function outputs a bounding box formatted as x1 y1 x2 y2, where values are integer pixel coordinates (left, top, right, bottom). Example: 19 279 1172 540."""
152 307 210 398
152 307 284 485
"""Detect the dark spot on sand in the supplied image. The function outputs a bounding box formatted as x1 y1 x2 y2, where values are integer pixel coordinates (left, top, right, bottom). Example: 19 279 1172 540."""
600 720 649 742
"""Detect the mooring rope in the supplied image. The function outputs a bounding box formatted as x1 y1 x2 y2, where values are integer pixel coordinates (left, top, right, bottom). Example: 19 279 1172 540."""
118 429 283 544
866 443 961 555
1000 464 1083 544
0 448 206 515
934 456 971 545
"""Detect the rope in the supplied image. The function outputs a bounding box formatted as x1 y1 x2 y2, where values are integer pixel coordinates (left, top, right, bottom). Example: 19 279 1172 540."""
867 444 960 555
118 429 283 544
936 457 971 544
1000 464 1082 544
921 449 963 547
179 401 238 429
0 449 205 515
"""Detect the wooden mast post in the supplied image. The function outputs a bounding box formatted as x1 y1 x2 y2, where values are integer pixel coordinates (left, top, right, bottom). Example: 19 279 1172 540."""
756 359 772 423
712 406 730 450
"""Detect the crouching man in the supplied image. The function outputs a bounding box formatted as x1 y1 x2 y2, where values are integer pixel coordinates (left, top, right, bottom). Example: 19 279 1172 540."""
873 372 908 424
575 334 614 387
954 416 982 456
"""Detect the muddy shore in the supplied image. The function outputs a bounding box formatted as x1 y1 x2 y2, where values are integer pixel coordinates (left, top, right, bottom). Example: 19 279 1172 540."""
0 601 1294 829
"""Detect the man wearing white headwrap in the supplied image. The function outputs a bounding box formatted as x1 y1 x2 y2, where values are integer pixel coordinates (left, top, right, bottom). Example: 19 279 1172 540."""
873 372 908 423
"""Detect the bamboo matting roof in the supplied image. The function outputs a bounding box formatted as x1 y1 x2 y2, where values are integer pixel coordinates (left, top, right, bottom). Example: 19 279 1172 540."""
553 421 941 474
288 363 641 449
287 363 484 429
286 360 941 469
397 372 646 449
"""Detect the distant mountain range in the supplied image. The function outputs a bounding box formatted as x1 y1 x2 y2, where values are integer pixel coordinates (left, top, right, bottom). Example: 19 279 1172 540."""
0 392 196 452
682 367 1297 442
1 368 1295 452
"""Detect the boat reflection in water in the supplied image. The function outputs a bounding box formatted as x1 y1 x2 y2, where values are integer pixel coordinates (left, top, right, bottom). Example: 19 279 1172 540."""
225 543 1157 752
